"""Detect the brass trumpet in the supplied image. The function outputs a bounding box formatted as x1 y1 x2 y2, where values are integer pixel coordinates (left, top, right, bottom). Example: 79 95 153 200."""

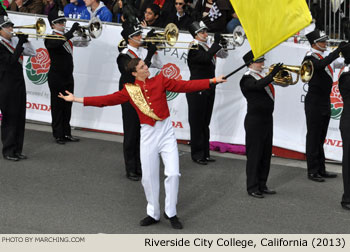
118 23 196 50
208 25 246 50
13 18 66 40
265 60 314 85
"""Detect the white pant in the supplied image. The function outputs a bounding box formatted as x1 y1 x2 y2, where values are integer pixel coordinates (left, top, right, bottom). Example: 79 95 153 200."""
140 117 180 220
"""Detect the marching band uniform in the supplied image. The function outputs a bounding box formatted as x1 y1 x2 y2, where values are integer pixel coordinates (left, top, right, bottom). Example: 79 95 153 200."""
186 21 227 165
303 29 344 182
0 14 36 161
239 51 282 198
117 24 162 181
82 71 213 228
338 44 350 210
44 7 80 144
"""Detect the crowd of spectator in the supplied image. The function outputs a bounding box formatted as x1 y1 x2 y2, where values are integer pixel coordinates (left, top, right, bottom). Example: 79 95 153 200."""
3 0 241 33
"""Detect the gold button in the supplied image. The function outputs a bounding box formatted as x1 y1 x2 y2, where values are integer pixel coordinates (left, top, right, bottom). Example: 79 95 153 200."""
145 90 148 92
149 102 152 105
147 96 150 99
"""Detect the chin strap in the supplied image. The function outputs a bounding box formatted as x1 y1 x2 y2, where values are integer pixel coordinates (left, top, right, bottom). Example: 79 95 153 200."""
316 43 326 51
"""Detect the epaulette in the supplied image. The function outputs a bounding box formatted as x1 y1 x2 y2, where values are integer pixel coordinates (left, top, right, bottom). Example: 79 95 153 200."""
306 51 313 56
121 48 128 54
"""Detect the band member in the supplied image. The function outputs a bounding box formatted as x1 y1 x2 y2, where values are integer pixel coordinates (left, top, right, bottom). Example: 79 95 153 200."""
240 51 283 198
117 23 162 181
186 21 228 165
338 43 350 210
0 10 36 161
58 58 227 229
45 6 81 144
303 29 344 182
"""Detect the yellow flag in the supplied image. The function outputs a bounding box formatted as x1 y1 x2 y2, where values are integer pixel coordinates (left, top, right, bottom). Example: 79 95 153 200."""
230 0 312 60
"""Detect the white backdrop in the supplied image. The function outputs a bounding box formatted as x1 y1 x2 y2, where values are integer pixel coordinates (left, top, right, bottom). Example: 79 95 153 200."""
6 13 343 161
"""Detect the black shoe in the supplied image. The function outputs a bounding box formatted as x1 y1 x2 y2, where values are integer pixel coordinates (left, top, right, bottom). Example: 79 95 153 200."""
64 135 80 142
140 216 159 226
126 172 140 181
248 191 264 198
341 203 350 210
319 171 337 178
260 188 276 194
55 138 66 144
164 213 183 229
3 155 19 161
308 173 325 182
205 157 216 162
15 153 27 159
193 159 207 165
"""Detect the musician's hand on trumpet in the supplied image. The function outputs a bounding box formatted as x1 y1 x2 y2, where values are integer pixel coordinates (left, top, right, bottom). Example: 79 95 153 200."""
214 32 222 44
146 28 156 38
269 63 284 78
17 33 29 44
144 42 157 66
70 22 81 34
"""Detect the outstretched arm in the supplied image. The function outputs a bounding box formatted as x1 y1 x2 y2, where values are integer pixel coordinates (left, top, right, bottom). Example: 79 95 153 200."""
58 91 84 103
210 75 227 85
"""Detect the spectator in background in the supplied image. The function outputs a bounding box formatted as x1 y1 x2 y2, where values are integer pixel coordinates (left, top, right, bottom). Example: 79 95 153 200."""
140 3 162 27
64 0 86 19
192 0 232 33
43 0 67 16
109 0 124 23
80 0 113 22
164 0 192 30
226 7 240 33
10 0 44 13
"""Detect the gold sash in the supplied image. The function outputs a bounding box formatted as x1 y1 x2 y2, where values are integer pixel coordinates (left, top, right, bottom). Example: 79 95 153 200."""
125 84 163 121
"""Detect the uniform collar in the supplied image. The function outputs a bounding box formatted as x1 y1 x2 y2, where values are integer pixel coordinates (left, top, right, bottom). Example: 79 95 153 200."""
135 78 147 86
248 67 264 75
311 47 327 56
0 35 12 44
127 44 141 53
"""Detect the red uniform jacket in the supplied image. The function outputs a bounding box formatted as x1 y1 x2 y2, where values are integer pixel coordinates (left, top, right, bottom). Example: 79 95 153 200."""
84 74 210 126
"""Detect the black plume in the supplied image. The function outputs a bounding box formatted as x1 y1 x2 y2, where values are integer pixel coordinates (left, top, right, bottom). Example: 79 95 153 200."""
53 0 64 11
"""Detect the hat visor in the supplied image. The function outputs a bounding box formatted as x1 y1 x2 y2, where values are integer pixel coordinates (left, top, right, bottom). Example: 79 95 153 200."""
314 35 328 43
196 27 208 34
52 17 67 24
129 30 142 37
254 57 265 63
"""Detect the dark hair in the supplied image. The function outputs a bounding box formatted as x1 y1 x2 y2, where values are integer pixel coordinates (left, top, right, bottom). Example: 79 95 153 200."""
127 58 142 74
146 4 161 17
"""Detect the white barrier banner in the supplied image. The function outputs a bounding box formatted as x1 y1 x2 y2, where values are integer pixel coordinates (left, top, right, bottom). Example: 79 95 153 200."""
7 13 343 161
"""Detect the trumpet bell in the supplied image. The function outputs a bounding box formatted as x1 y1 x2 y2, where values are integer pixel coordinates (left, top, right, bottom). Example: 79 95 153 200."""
300 60 314 83
232 25 245 47
13 18 65 40
267 60 314 85
88 17 103 39
163 23 178 46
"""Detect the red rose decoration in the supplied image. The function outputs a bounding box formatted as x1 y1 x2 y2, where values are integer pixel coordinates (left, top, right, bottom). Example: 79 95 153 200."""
161 63 182 80
30 48 51 74
330 81 343 109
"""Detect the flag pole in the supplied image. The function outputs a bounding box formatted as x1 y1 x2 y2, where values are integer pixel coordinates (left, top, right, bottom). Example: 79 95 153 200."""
224 59 253 79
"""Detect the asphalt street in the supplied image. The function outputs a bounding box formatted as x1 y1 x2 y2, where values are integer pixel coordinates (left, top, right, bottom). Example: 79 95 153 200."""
0 122 348 234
